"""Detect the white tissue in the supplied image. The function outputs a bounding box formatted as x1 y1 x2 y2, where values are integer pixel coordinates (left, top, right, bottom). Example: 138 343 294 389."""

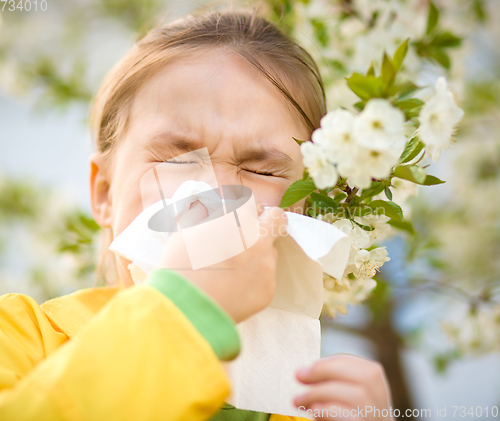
109 180 352 418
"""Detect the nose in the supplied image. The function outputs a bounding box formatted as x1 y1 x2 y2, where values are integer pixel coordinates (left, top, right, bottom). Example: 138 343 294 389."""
211 162 244 189
211 162 256 207
210 162 266 217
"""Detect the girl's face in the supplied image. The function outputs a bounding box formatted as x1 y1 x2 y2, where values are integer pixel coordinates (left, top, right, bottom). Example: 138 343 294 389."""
90 49 311 286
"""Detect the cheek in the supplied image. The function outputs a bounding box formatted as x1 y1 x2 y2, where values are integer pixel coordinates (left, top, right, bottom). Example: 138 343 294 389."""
110 187 144 238
245 178 285 207
109 162 150 237
247 178 305 214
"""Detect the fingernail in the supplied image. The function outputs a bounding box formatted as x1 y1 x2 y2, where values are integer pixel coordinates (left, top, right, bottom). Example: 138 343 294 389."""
297 366 311 377
294 392 306 402
293 396 303 406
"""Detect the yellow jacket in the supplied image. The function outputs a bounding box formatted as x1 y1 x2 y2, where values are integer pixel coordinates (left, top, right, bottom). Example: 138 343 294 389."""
0 269 308 421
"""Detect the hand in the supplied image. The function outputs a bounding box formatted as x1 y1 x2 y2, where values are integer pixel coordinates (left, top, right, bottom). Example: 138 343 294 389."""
158 197 288 324
293 354 395 420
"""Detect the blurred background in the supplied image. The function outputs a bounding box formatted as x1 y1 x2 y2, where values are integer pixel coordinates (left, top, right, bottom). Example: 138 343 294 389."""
0 0 499 419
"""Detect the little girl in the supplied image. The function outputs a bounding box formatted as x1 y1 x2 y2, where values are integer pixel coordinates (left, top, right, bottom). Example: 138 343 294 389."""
0 8 394 421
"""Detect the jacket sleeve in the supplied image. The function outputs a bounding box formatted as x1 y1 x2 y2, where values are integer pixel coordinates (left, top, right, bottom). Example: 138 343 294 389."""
0 269 240 421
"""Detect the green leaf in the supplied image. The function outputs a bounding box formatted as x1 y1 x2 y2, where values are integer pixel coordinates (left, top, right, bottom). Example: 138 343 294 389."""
392 165 427 184
326 58 347 72
334 192 347 202
381 53 396 92
366 63 375 77
369 10 380 27
348 195 360 207
357 205 375 217
392 39 409 73
345 73 381 101
359 181 386 202
58 244 80 253
428 256 453 270
422 175 445 185
426 1 439 35
368 200 404 221
433 350 461 375
472 0 487 22
311 19 329 47
365 278 390 321
353 101 366 111
394 81 420 98
293 137 307 146
398 137 425 164
392 166 444 185
394 98 425 120
432 31 462 48
79 213 100 232
310 192 338 212
428 49 451 70
394 98 424 110
280 179 317 208
387 218 415 235
384 187 393 201
406 110 423 120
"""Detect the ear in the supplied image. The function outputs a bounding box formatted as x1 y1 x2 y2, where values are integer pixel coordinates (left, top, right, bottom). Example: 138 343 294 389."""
89 152 113 228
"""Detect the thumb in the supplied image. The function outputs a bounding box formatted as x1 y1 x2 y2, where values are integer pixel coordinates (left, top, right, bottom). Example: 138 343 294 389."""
159 201 208 270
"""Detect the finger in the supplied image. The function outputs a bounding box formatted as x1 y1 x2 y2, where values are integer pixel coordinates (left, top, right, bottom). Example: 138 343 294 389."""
158 229 191 270
307 402 358 421
297 354 384 385
294 380 373 410
159 204 206 270
296 355 388 407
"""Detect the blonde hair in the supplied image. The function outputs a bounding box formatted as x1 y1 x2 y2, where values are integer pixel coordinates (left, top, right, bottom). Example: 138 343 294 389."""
90 7 327 286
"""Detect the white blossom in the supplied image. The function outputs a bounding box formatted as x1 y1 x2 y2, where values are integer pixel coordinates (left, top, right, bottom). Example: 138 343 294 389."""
323 275 378 317
339 145 400 190
320 212 343 224
332 218 373 250
350 277 378 300
323 272 350 291
353 99 407 153
441 305 500 355
354 213 393 243
419 77 465 163
313 109 358 164
331 218 376 275
353 247 391 278
300 141 339 189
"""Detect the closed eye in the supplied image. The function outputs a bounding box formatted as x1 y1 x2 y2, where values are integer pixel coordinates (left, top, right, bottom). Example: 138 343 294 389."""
164 159 279 177
244 169 276 177
163 158 199 164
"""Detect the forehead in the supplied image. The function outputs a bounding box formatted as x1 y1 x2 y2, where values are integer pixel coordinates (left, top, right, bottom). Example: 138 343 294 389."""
124 48 309 151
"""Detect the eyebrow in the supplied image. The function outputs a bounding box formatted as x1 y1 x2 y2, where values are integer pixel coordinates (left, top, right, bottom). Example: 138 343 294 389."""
145 132 295 170
145 133 205 156
235 145 294 170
